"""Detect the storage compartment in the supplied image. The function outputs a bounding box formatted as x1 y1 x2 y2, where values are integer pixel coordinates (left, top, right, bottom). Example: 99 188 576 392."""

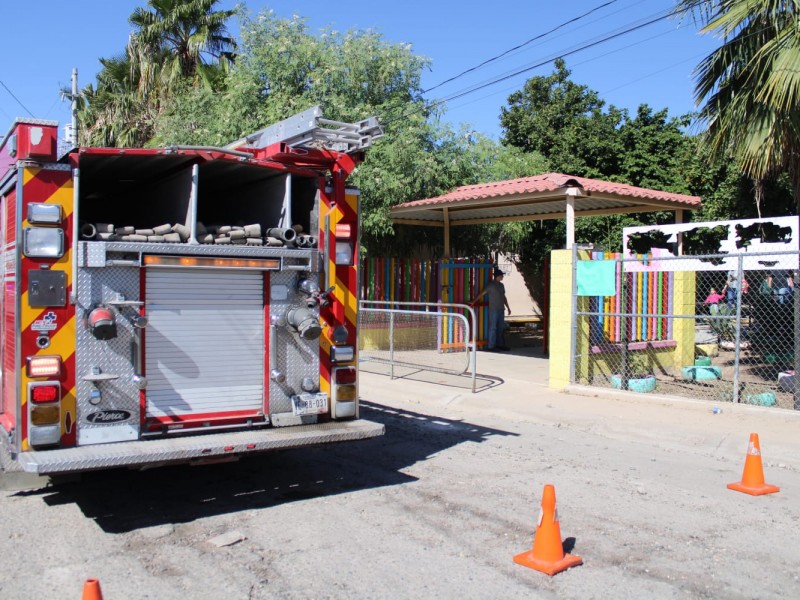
196 161 287 232
290 175 320 236
76 152 322 247
77 153 194 235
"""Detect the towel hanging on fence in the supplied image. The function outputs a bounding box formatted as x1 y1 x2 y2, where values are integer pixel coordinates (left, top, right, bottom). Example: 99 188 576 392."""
577 260 617 296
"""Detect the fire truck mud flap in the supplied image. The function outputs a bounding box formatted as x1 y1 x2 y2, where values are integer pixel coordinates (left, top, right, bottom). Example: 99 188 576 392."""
16 420 385 475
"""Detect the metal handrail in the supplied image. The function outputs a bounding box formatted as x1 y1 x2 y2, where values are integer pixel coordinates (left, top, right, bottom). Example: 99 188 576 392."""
359 300 477 393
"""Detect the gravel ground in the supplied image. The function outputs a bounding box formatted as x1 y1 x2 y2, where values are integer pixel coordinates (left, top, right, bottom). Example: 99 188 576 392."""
2 361 800 599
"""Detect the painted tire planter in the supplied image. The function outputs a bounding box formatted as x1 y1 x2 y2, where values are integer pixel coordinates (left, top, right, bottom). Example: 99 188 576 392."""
764 353 793 364
694 357 713 367
610 374 657 393
681 366 722 381
744 392 777 407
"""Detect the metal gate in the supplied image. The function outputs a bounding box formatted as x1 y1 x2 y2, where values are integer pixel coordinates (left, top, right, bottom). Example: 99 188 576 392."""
145 269 265 419
358 301 477 392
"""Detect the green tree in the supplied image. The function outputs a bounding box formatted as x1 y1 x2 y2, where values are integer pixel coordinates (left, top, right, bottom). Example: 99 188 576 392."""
676 0 800 210
500 58 623 178
617 105 694 192
78 54 155 147
128 0 237 92
78 0 236 147
152 11 515 256
496 63 717 306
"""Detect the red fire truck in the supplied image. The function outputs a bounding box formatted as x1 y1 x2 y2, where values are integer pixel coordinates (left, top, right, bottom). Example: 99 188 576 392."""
0 107 384 475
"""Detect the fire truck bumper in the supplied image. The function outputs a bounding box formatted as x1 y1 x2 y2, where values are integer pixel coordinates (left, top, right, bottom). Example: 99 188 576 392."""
17 419 385 474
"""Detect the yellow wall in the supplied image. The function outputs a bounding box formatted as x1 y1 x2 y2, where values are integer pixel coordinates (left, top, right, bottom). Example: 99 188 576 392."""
548 250 698 390
671 271 697 371
549 249 576 389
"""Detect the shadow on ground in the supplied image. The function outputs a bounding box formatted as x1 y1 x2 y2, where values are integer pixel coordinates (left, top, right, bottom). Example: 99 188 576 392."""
359 360 504 392
20 402 517 534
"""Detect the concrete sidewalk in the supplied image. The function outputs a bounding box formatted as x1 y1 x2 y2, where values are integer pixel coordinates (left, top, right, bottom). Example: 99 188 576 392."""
358 344 800 471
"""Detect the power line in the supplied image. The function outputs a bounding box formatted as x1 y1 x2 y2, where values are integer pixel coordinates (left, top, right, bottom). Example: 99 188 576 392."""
440 7 674 105
422 0 619 94
444 21 693 117
0 80 34 117
384 9 675 127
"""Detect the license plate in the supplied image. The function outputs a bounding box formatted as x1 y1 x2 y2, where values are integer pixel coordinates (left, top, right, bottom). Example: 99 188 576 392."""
291 392 328 416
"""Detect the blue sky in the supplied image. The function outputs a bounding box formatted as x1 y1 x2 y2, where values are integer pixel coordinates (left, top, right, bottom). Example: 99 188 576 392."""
0 1 718 140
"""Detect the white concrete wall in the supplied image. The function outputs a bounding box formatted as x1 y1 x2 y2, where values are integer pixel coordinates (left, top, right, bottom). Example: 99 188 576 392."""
498 253 541 318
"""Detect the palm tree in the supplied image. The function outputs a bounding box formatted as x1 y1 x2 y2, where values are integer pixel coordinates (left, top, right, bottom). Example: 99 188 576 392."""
128 0 237 94
78 0 236 147
675 1 800 211
78 54 155 147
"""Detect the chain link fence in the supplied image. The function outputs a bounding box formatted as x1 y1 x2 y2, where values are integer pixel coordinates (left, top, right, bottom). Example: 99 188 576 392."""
358 301 477 392
572 249 800 409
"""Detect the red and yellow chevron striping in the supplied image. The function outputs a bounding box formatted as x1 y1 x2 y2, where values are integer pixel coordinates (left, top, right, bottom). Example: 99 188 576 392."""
18 167 75 450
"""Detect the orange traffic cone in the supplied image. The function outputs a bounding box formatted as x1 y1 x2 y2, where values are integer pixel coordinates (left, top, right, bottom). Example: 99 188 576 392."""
81 579 103 600
513 484 583 576
727 433 780 496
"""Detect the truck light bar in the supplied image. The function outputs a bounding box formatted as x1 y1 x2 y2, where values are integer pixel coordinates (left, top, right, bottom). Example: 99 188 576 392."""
143 256 280 270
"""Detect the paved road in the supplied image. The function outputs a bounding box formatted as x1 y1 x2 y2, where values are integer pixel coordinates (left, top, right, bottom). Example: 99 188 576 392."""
2 357 800 599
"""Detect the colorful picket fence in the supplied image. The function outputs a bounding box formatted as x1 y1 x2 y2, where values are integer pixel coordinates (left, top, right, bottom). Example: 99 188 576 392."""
590 251 673 343
361 257 494 348
362 258 439 305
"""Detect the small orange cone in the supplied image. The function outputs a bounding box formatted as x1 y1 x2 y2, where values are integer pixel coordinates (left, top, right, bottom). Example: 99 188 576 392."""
513 484 583 576
727 433 780 496
81 579 103 600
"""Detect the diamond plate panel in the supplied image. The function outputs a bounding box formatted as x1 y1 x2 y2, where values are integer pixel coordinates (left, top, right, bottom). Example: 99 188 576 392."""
75 265 142 443
18 419 384 474
269 270 322 415
85 243 106 267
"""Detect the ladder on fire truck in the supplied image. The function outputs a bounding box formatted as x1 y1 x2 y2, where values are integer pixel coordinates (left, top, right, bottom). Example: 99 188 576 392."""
226 105 384 154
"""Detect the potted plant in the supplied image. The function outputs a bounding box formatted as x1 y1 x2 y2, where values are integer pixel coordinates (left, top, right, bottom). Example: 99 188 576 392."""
710 304 750 350
611 353 657 393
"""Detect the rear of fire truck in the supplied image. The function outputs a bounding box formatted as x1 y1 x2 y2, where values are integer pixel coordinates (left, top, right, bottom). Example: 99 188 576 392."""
0 107 384 475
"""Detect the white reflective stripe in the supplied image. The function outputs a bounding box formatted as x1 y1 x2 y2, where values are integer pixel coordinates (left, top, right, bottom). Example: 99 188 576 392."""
145 269 264 417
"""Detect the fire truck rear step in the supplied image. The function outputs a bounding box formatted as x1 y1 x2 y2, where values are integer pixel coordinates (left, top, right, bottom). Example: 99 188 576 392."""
18 420 384 474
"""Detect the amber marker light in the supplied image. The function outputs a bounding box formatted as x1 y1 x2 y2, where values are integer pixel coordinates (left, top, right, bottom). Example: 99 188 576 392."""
143 256 280 269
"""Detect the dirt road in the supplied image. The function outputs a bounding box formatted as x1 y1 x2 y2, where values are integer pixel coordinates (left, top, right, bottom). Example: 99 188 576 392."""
2 364 799 599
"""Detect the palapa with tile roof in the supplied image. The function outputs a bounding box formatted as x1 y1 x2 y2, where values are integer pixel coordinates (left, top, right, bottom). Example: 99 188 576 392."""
390 172 701 255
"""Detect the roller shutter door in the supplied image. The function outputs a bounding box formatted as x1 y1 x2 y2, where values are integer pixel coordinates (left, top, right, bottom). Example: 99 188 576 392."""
145 269 265 418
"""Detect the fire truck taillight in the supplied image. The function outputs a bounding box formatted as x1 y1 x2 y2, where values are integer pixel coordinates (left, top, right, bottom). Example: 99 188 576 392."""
28 382 61 444
332 366 357 419
334 223 355 266
30 405 59 426
26 355 62 378
30 383 60 404
330 345 354 363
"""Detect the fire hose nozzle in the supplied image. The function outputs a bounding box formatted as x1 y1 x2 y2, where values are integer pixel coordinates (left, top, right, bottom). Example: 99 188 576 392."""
87 306 117 340
285 305 322 340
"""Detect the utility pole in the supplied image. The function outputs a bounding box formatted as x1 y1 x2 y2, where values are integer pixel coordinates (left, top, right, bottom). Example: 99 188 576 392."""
71 68 78 145
60 68 79 146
